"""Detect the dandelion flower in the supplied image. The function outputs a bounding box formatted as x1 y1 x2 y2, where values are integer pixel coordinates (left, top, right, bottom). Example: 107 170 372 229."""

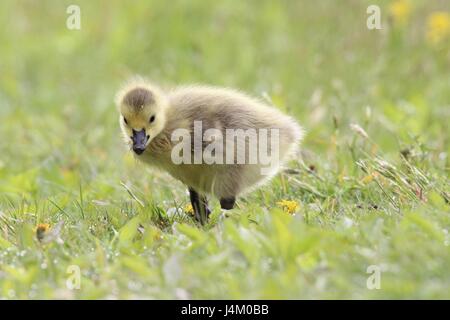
426 12 450 45
389 0 412 25
184 204 194 216
276 200 299 214
34 223 50 241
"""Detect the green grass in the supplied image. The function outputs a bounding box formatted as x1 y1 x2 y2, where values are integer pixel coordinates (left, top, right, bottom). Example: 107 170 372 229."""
0 0 449 299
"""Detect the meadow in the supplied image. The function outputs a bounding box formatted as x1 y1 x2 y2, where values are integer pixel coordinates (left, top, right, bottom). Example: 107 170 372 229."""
0 0 449 299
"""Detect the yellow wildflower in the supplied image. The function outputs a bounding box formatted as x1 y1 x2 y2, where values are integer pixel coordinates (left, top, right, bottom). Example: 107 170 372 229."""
34 223 50 241
389 0 412 25
276 200 299 215
426 12 450 45
184 204 194 216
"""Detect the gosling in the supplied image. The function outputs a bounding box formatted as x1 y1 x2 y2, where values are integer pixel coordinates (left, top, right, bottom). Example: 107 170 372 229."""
116 79 304 224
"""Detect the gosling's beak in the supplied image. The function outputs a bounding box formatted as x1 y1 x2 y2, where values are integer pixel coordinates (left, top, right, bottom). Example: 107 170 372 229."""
131 129 148 155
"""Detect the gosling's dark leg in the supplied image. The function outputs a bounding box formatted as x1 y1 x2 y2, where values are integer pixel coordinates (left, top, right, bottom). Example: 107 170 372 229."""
220 197 236 210
188 187 210 225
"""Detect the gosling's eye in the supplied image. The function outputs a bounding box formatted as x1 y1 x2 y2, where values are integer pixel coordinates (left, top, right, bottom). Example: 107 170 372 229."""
123 117 128 125
149 115 156 123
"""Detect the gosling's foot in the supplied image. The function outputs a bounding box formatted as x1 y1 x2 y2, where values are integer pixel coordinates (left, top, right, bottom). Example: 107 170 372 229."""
189 187 210 225
220 197 236 210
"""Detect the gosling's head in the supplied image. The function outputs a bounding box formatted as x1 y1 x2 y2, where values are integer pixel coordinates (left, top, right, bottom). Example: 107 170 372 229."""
116 81 168 155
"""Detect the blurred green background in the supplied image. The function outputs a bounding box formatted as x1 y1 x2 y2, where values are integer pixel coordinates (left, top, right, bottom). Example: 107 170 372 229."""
0 0 449 299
